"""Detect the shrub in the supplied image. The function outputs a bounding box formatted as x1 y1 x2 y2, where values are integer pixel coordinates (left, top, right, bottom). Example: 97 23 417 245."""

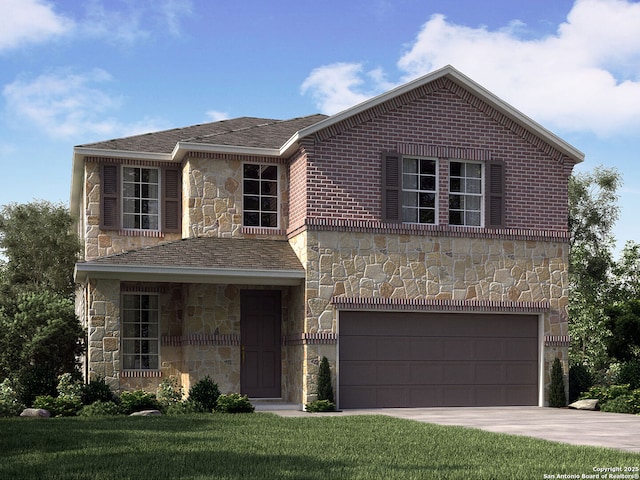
81 376 116 405
78 401 122 417
580 384 632 403
119 390 160 415
305 399 336 412
0 378 24 417
568 364 593 403
618 360 640 389
317 356 335 403
165 400 203 415
600 390 640 414
188 376 220 412
32 394 82 417
56 373 83 400
215 393 254 413
157 377 184 410
549 358 567 407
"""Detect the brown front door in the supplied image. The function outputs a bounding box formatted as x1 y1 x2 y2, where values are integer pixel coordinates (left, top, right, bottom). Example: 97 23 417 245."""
240 290 281 398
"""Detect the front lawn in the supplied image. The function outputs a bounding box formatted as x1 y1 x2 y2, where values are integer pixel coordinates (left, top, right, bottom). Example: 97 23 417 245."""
1 413 637 479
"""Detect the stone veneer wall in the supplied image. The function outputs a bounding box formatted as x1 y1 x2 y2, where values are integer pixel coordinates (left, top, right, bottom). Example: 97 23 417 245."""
293 229 570 405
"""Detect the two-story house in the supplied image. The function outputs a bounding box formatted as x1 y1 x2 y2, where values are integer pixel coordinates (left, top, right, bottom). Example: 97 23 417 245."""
71 65 581 408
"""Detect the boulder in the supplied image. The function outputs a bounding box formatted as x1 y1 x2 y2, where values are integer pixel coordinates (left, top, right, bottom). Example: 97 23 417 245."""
129 410 162 416
568 399 599 411
20 408 51 418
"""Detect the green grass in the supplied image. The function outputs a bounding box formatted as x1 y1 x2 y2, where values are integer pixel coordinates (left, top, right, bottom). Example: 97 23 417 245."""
1 413 638 479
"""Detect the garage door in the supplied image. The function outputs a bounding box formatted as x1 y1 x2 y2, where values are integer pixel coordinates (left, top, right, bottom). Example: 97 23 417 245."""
339 311 538 408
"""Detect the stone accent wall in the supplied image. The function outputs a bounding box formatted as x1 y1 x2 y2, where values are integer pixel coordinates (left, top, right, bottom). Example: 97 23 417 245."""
183 153 289 239
83 161 182 261
296 229 569 405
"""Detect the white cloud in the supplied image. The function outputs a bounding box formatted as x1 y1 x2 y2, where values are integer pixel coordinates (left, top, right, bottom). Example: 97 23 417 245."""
0 0 73 52
205 110 230 122
2 69 163 141
302 0 640 137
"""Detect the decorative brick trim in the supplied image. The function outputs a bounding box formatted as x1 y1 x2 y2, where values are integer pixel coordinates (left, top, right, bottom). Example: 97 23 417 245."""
397 143 492 161
291 218 569 242
86 157 181 168
186 152 285 163
241 226 286 237
117 229 165 238
544 335 571 347
121 285 167 293
332 296 550 313
121 370 162 378
161 334 240 347
284 333 337 345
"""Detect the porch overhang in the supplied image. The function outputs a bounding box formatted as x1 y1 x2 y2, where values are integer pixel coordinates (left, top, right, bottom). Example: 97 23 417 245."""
74 263 305 286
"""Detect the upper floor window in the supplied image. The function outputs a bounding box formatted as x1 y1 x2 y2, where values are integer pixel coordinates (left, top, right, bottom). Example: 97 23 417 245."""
100 163 181 233
122 167 159 230
402 157 437 224
243 164 278 228
122 293 159 371
449 161 483 227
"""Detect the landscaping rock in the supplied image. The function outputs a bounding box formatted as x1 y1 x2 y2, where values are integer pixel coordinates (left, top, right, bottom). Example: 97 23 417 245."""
568 399 599 410
129 410 162 416
20 408 51 418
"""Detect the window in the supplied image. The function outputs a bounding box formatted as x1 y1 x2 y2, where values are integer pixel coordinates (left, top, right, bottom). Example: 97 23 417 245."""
122 294 159 370
122 167 159 230
449 161 483 226
101 164 181 233
243 164 278 228
402 157 437 224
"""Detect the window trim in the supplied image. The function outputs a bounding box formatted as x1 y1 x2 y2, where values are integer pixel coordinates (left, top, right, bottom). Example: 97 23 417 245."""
121 165 161 232
401 156 439 225
448 160 485 228
241 162 280 230
121 292 160 372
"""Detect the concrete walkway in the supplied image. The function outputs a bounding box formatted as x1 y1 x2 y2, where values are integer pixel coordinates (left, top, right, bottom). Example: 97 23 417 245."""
255 404 640 453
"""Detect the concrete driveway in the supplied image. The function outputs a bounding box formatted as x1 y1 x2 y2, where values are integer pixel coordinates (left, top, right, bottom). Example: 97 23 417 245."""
257 405 640 453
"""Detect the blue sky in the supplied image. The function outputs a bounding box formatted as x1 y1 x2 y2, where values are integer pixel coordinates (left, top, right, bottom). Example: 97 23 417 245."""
1 0 639 255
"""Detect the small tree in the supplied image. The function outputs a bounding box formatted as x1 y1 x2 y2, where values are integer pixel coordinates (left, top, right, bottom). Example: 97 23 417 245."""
549 358 567 408
317 356 334 403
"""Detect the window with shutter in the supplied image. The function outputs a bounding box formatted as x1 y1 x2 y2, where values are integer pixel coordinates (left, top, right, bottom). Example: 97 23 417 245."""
449 161 483 227
162 167 181 233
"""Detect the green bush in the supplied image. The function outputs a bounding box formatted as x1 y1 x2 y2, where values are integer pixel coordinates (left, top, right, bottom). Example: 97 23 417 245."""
78 401 122 417
618 360 640 389
215 393 254 413
119 390 160 415
157 377 184 410
188 376 220 412
0 378 24 417
580 384 632 403
81 376 116 405
305 399 336 412
317 356 335 403
600 390 640 414
569 364 593 403
549 358 567 407
32 394 82 417
165 400 203 415
56 373 83 400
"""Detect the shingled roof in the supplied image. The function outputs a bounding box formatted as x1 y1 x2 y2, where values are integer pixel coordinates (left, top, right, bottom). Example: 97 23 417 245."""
74 237 306 285
78 114 328 153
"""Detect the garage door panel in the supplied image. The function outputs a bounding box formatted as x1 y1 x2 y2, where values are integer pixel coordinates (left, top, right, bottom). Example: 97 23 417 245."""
339 312 538 408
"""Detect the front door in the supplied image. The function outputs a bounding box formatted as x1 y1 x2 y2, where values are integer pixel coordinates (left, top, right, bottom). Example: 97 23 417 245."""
240 290 281 398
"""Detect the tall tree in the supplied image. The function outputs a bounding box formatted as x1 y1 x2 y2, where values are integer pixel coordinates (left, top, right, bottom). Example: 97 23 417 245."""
0 201 81 299
568 166 621 369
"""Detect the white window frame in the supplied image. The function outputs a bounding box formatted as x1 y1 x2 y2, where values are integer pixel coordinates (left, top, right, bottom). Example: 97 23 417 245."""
448 160 484 227
121 293 160 371
121 166 161 231
242 163 280 229
401 156 439 225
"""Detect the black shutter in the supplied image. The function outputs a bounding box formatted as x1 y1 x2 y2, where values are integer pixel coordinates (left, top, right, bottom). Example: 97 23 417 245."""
162 167 182 233
382 152 402 223
100 164 119 230
485 160 505 228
